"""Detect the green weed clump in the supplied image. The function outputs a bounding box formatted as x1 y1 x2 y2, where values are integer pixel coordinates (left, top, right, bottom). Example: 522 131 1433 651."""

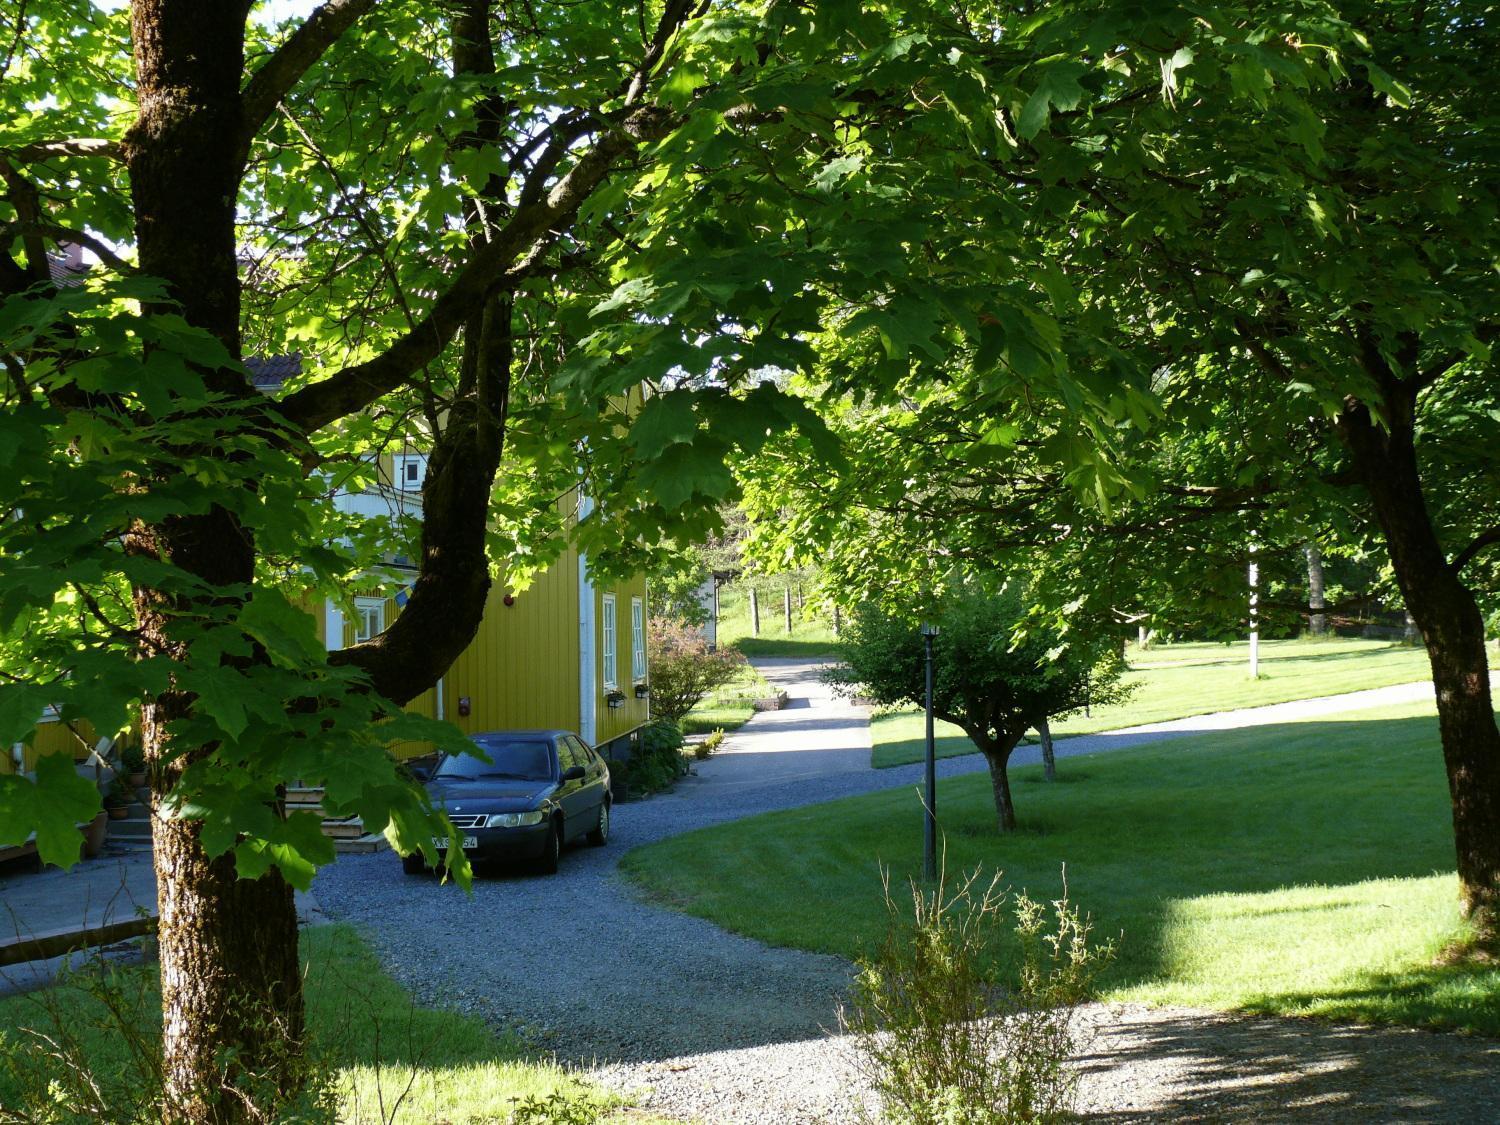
839 866 1111 1125
694 728 726 760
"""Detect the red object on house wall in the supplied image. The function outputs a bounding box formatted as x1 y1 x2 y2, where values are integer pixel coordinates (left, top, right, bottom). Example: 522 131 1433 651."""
503 593 516 607
457 696 472 717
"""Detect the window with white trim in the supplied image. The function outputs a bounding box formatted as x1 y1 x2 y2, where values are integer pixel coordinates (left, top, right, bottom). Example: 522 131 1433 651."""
631 597 646 682
601 594 617 689
393 454 426 491
353 597 385 643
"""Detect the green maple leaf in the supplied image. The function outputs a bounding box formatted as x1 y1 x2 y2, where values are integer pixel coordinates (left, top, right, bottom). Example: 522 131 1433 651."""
0 752 101 868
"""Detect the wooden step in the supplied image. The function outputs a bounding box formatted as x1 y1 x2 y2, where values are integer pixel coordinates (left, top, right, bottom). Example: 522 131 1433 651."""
335 833 390 855
320 818 367 839
108 818 153 841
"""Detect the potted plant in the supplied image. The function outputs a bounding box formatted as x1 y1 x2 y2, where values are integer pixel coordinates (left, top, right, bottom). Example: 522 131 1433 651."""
103 776 132 820
120 741 146 789
633 682 649 699
604 688 627 709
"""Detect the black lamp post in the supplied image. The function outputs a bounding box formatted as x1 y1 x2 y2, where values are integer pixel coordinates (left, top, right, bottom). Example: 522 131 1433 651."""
920 621 940 881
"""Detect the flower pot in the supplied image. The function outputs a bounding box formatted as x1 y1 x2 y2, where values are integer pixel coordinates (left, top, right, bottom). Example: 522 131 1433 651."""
128 771 146 789
80 811 108 857
107 805 129 821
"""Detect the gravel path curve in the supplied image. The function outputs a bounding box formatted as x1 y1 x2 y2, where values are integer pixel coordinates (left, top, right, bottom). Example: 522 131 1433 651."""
313 661 1498 1123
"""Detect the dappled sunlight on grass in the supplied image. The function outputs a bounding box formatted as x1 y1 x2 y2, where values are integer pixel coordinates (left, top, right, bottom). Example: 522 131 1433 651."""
337 1059 613 1125
625 701 1500 1035
1113 874 1496 1029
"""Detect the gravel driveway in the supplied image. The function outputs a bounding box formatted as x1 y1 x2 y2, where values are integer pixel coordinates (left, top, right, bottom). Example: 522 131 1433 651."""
314 661 1500 1123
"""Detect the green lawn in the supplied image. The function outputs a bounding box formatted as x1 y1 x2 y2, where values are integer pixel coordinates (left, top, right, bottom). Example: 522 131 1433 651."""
623 700 1500 1035
872 636 1438 768
680 660 774 734
717 583 839 658
0 925 637 1123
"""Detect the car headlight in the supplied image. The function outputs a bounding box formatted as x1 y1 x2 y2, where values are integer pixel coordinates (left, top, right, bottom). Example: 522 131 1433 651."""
484 811 545 828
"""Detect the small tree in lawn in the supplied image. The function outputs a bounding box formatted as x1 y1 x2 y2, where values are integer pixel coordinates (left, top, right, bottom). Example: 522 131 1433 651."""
833 588 1129 833
647 615 745 726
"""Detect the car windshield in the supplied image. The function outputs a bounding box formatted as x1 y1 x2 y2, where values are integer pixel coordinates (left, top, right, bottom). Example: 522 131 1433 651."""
436 739 554 781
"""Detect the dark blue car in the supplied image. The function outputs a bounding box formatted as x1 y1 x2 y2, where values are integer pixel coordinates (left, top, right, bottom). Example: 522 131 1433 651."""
404 729 611 875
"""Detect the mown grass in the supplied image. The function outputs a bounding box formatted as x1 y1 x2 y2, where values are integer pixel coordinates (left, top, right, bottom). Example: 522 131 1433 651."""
716 584 838 658
872 636 1438 768
680 660 774 734
0 925 636 1123
623 700 1500 1035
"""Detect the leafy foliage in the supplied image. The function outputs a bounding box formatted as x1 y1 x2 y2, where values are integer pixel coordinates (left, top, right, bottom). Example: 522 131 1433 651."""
831 588 1129 753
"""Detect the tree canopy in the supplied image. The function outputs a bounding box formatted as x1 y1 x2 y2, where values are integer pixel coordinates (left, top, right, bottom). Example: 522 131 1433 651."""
3 0 1497 1116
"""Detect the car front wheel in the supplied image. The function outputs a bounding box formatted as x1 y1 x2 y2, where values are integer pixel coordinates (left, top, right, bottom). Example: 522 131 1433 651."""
588 801 610 847
536 821 561 875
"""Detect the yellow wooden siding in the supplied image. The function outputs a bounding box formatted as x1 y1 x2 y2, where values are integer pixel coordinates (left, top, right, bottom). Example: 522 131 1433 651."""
444 542 583 739
4 716 98 774
342 587 442 760
595 574 650 745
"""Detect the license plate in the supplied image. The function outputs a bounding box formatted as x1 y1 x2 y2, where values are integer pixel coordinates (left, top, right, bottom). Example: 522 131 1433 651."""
434 835 478 850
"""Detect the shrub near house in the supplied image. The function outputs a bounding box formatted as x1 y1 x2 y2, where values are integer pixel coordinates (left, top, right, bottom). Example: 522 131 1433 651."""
647 615 745 726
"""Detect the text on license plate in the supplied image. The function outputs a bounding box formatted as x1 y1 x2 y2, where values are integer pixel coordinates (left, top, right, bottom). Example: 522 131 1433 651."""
434 835 479 850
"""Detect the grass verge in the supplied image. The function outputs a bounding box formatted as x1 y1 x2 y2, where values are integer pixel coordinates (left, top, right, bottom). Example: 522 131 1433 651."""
680 661 774 735
0 924 634 1123
623 700 1500 1036
715 584 838 659
872 636 1438 768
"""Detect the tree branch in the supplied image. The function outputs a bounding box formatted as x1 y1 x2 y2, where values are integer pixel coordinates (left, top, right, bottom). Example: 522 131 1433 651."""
1451 527 1500 575
0 221 133 273
239 0 375 157
275 105 674 434
2 138 121 161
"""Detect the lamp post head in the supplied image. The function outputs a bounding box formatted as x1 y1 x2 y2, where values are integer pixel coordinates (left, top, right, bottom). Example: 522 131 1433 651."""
920 622 940 637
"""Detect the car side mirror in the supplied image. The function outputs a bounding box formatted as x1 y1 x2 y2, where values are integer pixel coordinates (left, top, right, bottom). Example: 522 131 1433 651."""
560 765 586 782
406 765 431 783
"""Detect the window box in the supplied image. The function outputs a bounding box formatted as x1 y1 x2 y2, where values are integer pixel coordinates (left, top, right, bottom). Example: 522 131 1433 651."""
605 688 627 709
633 683 649 699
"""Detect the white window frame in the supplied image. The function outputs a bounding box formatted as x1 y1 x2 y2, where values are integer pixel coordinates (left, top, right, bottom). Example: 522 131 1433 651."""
631 596 646 683
601 594 618 689
353 597 385 643
393 454 426 491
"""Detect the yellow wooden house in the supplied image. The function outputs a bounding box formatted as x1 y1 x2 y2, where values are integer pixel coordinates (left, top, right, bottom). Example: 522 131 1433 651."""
319 451 651 759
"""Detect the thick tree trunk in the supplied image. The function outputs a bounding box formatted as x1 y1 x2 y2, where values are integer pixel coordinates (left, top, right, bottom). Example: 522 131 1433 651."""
123 6 308 1118
1339 395 1500 946
1305 542 1327 636
150 787 304 1121
1038 718 1056 782
130 518 306 1121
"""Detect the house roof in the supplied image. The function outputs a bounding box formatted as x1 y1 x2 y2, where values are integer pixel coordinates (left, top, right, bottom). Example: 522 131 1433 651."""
244 353 302 389
46 252 90 288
